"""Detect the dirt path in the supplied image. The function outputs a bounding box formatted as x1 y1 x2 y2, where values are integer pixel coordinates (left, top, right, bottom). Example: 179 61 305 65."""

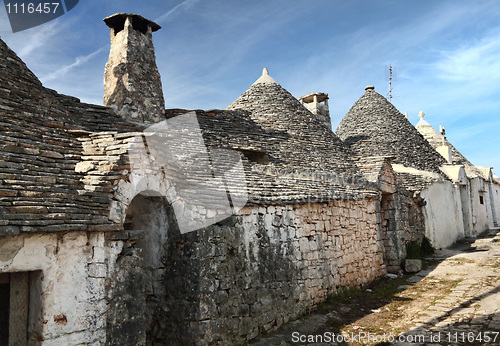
251 228 500 345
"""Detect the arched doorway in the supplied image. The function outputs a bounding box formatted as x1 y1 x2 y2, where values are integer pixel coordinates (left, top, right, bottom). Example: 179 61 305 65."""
124 193 176 344
106 192 178 345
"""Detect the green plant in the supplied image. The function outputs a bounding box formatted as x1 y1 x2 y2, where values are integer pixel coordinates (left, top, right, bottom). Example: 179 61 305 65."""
405 240 422 260
373 276 407 297
327 286 362 304
405 237 435 260
421 236 435 256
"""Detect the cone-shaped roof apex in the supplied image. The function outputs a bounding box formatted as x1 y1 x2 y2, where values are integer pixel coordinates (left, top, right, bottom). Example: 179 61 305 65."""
336 86 446 173
415 111 440 137
251 67 278 86
415 113 483 178
227 68 361 175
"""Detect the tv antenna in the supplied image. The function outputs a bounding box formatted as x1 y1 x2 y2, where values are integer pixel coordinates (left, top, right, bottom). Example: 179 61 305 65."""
385 64 396 103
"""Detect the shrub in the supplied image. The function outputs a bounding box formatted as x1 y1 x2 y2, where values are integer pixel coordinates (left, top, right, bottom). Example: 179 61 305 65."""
405 237 435 260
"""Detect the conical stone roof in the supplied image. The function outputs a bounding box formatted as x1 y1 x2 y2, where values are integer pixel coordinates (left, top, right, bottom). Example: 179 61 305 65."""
0 38 138 235
415 112 482 178
336 86 447 174
227 68 360 175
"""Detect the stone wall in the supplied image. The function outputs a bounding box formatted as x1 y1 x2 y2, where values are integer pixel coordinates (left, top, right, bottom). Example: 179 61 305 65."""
469 177 489 236
354 156 426 273
125 198 385 345
380 190 425 273
485 180 498 229
104 228 149 346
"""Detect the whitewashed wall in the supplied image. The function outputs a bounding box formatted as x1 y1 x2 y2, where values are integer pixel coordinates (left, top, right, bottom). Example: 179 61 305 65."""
469 177 489 234
492 181 500 226
0 232 121 345
420 181 465 249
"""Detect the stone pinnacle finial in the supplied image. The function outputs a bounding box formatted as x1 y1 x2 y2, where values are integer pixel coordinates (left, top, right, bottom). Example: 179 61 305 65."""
418 111 425 120
252 67 278 85
365 85 375 91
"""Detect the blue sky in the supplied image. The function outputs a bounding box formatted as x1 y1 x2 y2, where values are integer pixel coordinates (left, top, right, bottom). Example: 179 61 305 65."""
1 0 499 174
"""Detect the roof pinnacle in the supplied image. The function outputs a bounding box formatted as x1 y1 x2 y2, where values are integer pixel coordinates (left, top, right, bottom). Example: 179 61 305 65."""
418 111 425 120
251 67 278 86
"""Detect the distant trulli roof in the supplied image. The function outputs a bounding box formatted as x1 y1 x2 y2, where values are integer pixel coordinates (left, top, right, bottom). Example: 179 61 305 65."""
415 112 483 179
494 174 500 184
336 86 447 175
476 166 493 181
227 68 360 176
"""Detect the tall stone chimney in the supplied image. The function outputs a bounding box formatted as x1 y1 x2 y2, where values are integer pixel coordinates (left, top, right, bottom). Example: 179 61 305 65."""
103 13 164 124
298 92 331 130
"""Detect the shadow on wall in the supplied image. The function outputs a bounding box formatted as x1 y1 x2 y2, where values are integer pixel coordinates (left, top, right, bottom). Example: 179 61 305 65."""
106 193 201 345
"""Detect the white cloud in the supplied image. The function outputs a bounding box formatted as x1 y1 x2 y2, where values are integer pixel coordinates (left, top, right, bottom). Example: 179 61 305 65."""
41 46 107 83
436 32 500 84
16 21 60 57
0 5 72 58
155 0 200 24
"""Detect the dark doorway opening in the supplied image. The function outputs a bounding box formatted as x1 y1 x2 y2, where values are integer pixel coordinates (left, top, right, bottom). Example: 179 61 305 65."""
0 274 10 345
0 271 42 345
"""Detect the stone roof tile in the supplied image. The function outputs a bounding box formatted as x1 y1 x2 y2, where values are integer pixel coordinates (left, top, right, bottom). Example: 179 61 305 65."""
336 87 447 190
227 68 360 176
0 39 138 235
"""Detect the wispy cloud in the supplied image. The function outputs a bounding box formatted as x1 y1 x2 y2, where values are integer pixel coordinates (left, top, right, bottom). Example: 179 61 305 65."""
155 0 199 24
17 21 60 57
39 0 200 85
0 14 62 59
160 1 307 108
41 46 107 83
435 32 500 83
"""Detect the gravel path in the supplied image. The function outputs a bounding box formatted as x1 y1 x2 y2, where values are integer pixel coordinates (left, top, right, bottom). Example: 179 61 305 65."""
251 228 500 345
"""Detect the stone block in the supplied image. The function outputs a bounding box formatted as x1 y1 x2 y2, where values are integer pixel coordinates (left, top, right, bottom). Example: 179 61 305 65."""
0 225 20 236
88 263 107 278
92 246 106 263
405 259 422 273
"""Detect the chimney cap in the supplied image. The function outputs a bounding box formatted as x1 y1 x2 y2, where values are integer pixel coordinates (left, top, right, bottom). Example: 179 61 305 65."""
104 13 161 32
298 92 329 103
365 85 375 91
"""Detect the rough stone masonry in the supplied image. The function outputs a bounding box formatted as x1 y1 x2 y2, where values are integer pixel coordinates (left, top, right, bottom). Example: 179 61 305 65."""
0 12 442 345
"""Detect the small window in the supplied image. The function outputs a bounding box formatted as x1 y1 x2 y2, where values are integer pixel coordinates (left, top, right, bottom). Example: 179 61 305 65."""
240 150 268 164
113 21 125 35
479 195 484 205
